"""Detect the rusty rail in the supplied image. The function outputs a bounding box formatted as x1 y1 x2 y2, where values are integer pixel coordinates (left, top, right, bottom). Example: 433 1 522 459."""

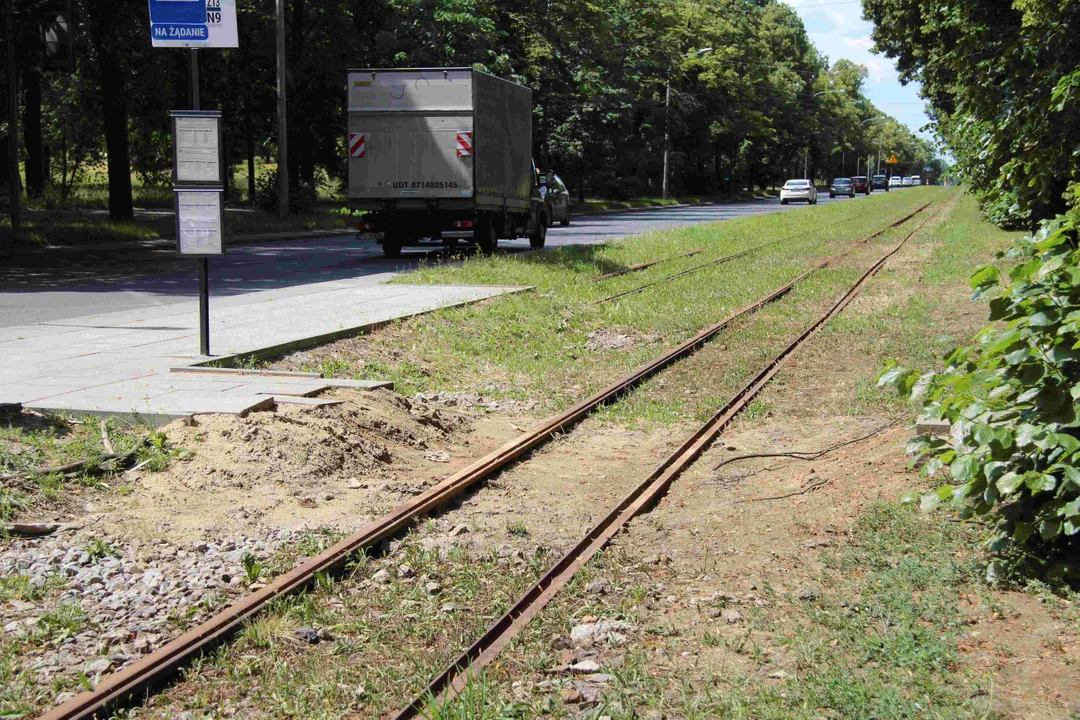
394 203 940 719
41 200 934 720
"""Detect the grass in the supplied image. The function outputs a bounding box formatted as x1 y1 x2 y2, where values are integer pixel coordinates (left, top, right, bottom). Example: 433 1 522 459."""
275 187 944 420
432 504 1000 719
0 411 185 521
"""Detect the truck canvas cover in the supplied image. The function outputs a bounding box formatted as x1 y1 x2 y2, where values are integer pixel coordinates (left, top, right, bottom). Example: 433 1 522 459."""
347 68 532 211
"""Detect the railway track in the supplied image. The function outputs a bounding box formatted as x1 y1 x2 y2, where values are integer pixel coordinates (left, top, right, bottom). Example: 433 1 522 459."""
394 202 940 718
41 200 935 720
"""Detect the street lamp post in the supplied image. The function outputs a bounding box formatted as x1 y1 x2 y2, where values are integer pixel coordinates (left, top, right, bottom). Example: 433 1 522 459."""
663 47 711 201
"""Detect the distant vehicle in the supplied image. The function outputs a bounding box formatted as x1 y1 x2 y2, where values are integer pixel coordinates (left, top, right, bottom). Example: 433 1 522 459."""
889 176 903 188
871 175 890 192
538 171 572 226
851 176 870 195
780 179 818 205
901 176 914 187
911 175 922 186
829 178 854 199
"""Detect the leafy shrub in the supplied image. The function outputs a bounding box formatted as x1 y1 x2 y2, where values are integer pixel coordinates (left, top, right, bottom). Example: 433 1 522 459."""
602 176 644 200
879 209 1080 585
254 172 320 214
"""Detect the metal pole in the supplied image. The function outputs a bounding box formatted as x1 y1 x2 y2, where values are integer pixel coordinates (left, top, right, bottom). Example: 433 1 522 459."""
662 82 670 201
190 48 199 110
199 257 210 355
6 0 19 233
275 0 288 219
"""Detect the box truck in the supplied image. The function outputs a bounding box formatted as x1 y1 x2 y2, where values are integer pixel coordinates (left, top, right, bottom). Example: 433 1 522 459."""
346 68 547 257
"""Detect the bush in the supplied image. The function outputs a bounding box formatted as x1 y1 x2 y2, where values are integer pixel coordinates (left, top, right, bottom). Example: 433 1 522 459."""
879 209 1080 585
601 176 644 200
254 172 320 214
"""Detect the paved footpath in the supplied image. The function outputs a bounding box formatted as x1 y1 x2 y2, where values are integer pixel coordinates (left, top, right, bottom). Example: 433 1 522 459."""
0 272 523 424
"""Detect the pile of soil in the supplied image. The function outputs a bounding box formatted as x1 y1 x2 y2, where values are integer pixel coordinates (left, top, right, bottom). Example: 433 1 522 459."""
99 389 519 543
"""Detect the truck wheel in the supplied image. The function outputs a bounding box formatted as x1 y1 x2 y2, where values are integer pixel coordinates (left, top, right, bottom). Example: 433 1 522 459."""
382 241 402 258
530 216 547 249
477 219 498 255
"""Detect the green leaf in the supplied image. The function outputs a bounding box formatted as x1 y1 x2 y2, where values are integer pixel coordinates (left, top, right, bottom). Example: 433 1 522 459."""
970 265 1000 289
996 472 1024 495
1024 472 1057 494
1039 518 1062 541
950 456 980 482
920 492 941 513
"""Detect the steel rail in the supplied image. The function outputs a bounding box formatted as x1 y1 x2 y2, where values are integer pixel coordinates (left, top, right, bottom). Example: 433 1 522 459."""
394 204 940 719
593 200 931 305
591 248 704 281
42 200 934 720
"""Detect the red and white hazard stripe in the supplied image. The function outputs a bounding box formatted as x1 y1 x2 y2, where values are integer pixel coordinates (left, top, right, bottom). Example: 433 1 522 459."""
349 133 366 158
456 131 472 157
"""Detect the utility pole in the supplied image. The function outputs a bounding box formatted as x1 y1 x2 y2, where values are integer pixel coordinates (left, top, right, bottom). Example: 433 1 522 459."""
275 0 288 219
662 83 670 201
5 0 19 234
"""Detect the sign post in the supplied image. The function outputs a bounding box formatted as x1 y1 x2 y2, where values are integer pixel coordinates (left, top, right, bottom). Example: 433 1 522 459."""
149 0 236 356
172 110 225 356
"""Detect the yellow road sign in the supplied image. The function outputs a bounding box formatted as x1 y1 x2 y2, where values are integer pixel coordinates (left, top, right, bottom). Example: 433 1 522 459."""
887 154 898 164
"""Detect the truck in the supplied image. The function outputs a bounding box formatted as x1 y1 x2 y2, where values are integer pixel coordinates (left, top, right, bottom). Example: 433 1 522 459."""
346 67 548 257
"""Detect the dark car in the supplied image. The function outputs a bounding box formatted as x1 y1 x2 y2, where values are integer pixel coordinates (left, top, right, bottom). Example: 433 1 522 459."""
829 177 854 199
851 175 870 195
538 170 572 227
871 174 889 192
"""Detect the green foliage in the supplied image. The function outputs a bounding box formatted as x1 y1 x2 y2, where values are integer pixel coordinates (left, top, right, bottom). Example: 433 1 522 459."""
864 0 1080 224
879 209 1080 584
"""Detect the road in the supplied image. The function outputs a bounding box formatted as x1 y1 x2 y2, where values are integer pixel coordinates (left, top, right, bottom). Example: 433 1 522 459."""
0 193 872 328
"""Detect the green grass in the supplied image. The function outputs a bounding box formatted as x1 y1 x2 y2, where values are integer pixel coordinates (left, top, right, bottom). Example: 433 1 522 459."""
277 188 946 415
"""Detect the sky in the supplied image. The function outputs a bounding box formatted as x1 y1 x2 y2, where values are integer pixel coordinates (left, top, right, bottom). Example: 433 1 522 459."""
781 0 938 148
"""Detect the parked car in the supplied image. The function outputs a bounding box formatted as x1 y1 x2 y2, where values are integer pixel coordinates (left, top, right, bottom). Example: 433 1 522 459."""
780 179 817 205
888 175 902 188
851 176 870 195
901 176 914 187
871 174 890 192
829 178 854 199
911 175 922 186
538 171 572 226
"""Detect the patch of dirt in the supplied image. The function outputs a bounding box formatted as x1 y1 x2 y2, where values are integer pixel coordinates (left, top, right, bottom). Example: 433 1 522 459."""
584 327 659 353
99 389 529 543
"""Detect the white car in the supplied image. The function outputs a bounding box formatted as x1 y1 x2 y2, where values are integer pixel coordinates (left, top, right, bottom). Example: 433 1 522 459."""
911 175 922 186
901 176 913 187
889 176 902 188
780 179 818 205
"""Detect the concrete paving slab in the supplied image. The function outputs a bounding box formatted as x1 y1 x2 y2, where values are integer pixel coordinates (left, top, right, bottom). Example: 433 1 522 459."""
0 274 525 422
323 379 394 391
264 395 345 407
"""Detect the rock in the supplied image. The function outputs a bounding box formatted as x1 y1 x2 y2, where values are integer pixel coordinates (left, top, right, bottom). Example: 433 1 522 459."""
4 620 22 634
440 603 456 613
642 554 661 565
560 686 582 704
558 649 577 664
722 610 744 624
767 669 792 679
449 524 469 537
345 478 367 490
796 587 821 601
569 659 600 674
294 627 320 644
551 634 572 650
83 657 112 676
425 581 442 595
586 580 607 595
583 674 614 684
397 564 414 579
133 634 157 653
192 542 209 553
570 619 636 647
371 569 391 584
425 450 451 463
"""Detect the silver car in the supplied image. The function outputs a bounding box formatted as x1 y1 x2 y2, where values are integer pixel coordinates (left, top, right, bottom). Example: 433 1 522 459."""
780 179 818 205
901 176 913 187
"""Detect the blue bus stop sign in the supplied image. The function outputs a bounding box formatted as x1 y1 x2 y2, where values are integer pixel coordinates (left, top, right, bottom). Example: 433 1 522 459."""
149 0 209 44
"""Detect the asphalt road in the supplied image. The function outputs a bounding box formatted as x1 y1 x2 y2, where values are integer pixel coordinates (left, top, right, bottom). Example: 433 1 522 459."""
1 193 874 328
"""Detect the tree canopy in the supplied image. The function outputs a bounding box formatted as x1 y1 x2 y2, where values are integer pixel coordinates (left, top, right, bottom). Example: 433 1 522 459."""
1 0 939 219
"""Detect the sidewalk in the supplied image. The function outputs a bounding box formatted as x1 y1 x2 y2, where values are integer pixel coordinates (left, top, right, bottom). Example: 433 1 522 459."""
0 273 525 424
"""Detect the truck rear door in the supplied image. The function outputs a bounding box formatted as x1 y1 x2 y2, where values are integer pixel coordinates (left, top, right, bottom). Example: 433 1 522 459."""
347 70 474 201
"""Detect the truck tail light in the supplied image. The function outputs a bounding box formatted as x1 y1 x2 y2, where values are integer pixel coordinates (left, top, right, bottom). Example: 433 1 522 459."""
355 222 376 230
452 220 474 229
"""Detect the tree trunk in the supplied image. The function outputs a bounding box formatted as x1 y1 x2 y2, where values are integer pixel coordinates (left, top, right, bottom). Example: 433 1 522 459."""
23 67 43 197
89 7 132 220
287 0 304 193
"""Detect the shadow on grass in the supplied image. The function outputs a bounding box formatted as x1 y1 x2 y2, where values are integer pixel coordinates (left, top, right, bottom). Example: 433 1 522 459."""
511 243 625 277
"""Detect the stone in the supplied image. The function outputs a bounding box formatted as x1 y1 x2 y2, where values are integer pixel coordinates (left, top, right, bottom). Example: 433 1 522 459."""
83 657 112 676
796 587 821 601
425 581 442 595
642 554 661 565
569 659 600 674
440 603 457 613
560 686 582 704
294 627 320 644
371 569 391 584
450 524 470 537
584 674 614 684
722 610 744 624
425 450 451 463
586 580 607 595
397 564 415 579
